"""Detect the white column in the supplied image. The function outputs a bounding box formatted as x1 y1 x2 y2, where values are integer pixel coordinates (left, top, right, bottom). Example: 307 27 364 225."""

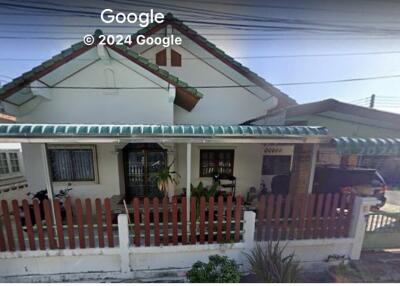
118 214 130 273
307 144 318 194
186 143 191 221
243 211 256 249
349 196 378 260
41 143 55 203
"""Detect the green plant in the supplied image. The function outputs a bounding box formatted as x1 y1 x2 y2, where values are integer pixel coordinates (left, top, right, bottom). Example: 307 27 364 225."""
186 255 241 283
151 161 180 196
245 241 300 283
191 181 218 200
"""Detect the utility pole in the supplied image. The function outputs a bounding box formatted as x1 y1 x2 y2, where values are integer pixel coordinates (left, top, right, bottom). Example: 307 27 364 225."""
369 94 375 108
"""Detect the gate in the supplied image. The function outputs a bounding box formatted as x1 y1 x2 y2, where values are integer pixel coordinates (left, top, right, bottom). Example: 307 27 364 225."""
363 210 400 250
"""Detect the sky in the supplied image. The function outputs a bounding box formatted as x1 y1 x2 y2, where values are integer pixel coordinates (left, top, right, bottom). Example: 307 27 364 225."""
0 0 400 113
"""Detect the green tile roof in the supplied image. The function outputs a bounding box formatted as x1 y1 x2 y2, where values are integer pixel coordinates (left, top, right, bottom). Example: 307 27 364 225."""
0 30 203 101
0 124 328 138
333 137 400 156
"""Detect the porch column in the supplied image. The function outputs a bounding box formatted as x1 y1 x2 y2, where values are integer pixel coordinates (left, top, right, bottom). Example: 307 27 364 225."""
186 143 191 221
307 144 318 194
41 143 55 203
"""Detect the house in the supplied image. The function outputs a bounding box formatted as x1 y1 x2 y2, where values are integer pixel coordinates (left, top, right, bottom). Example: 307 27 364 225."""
246 99 400 186
0 13 304 204
0 14 387 282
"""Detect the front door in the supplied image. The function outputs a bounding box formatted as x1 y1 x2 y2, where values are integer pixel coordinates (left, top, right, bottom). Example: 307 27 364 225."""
123 143 166 199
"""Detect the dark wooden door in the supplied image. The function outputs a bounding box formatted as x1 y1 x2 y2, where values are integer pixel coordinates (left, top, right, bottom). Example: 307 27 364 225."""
123 144 166 199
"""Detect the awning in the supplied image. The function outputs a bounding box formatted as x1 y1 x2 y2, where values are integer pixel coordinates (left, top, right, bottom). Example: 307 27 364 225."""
333 137 400 156
0 124 328 144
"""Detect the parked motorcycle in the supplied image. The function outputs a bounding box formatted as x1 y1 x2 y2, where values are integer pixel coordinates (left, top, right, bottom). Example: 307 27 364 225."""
19 185 72 228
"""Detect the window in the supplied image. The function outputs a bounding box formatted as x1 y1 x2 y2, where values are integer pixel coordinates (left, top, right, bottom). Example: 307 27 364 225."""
9 153 20 172
0 153 8 175
200 149 234 177
49 145 97 182
261 155 291 176
0 151 21 176
171 49 182 66
155 49 167 66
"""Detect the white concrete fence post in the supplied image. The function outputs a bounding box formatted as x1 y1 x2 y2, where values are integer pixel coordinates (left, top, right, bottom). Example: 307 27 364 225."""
118 214 130 273
349 196 378 260
243 211 256 251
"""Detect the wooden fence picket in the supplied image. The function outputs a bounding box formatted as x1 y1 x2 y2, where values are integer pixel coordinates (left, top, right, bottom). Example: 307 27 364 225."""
133 198 141 247
234 196 242 242
273 195 283 240
171 197 178 246
11 200 25 251
162 197 169 245
144 198 151 247
32 200 45 250
43 199 57 249
265 195 274 241
257 195 266 240
199 197 206 244
104 198 114 247
190 197 196 244
85 199 95 248
217 196 223 243
22 200 35 250
1 200 15 251
153 198 160 246
75 199 86 249
208 197 214 243
225 196 232 242
95 199 105 248
181 197 187 244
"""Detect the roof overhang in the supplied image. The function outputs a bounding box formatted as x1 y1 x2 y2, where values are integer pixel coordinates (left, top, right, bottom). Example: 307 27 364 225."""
332 137 400 156
0 124 329 144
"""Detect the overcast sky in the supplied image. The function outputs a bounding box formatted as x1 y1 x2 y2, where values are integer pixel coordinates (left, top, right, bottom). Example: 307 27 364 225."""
1 0 400 113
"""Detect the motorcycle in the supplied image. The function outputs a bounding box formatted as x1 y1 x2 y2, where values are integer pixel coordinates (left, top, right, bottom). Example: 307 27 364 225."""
19 185 72 228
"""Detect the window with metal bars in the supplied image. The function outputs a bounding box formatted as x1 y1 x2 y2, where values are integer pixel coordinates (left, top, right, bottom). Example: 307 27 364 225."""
49 145 97 182
200 149 234 177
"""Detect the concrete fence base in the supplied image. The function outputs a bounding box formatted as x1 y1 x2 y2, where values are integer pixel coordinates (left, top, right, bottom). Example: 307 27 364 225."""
0 197 377 282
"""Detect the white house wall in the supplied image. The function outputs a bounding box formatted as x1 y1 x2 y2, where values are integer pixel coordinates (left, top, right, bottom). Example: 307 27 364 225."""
136 31 276 124
16 57 174 124
21 143 122 201
175 143 264 197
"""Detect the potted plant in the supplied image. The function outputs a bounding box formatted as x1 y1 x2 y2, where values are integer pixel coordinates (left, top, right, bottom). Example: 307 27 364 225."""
152 161 180 198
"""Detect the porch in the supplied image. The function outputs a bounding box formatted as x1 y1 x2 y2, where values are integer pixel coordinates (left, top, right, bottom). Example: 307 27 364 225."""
0 123 377 281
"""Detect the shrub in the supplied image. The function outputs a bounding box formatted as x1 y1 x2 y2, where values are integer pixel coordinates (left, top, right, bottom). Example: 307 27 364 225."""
186 255 241 283
245 241 300 283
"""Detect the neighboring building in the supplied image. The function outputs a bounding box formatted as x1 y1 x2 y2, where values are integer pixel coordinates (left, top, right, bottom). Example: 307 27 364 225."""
246 99 400 186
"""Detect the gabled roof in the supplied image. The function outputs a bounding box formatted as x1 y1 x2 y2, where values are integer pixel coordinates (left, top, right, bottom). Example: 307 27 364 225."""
128 13 296 109
245 99 400 130
0 30 203 111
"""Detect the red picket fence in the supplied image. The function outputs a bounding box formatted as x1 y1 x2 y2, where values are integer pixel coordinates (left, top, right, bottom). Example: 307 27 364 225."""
0 198 116 252
129 195 243 247
255 193 355 241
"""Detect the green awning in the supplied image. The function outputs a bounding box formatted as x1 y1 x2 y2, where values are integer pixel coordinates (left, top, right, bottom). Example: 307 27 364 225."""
0 124 327 138
333 137 400 156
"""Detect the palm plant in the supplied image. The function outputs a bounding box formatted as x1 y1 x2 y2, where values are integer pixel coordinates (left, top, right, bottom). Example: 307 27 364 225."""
245 241 300 283
152 161 180 196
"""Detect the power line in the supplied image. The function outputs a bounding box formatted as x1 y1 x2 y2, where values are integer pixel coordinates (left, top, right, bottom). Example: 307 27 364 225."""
1 50 400 62
2 72 400 89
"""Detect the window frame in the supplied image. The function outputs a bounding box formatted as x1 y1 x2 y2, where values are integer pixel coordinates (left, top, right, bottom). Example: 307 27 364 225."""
48 144 99 184
199 149 235 178
0 150 23 179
